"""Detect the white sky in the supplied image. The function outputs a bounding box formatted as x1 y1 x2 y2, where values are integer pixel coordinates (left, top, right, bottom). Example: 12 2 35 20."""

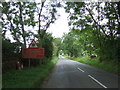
47 8 70 38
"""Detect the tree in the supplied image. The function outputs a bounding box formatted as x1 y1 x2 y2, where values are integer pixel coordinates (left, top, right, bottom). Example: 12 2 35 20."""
64 2 119 62
2 38 20 58
42 32 53 59
62 31 81 57
2 2 37 48
53 38 62 57
1 1 62 67
1 1 62 48
36 1 61 47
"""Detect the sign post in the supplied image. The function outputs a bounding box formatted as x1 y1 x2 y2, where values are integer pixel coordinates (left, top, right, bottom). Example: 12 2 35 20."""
22 39 44 67
29 59 31 67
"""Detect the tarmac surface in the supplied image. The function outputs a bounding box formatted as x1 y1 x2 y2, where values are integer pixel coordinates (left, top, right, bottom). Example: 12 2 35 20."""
41 56 119 88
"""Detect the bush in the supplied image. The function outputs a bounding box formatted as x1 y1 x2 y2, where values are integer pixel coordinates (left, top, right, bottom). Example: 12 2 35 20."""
2 39 20 57
42 33 53 59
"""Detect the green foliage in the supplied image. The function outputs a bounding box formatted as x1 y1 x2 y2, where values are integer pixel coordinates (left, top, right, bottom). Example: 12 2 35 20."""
36 1 62 48
62 31 80 57
2 57 58 88
1 2 37 48
42 33 53 59
66 56 119 74
53 38 62 57
1 1 61 46
62 27 97 57
2 39 21 57
64 2 119 63
1 1 62 60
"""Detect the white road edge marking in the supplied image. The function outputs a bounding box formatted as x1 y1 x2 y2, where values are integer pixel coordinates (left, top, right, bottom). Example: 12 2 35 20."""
88 75 107 88
78 68 84 72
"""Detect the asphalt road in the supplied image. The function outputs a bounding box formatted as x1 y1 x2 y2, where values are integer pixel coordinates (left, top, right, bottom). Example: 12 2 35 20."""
41 56 119 88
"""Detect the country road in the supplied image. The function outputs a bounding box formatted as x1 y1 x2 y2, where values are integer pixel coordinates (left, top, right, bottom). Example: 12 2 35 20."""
41 56 119 88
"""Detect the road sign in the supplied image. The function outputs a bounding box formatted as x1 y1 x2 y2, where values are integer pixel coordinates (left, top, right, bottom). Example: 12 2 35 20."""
29 39 38 48
22 39 44 59
22 48 44 59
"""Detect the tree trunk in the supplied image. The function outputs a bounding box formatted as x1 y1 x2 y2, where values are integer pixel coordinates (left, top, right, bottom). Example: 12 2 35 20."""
19 2 26 48
38 2 45 48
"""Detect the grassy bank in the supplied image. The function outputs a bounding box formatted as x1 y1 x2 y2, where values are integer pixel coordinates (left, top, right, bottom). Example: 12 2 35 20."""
2 57 58 88
65 56 119 75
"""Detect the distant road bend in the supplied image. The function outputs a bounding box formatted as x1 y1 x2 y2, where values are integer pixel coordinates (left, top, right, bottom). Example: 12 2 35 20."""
41 56 118 88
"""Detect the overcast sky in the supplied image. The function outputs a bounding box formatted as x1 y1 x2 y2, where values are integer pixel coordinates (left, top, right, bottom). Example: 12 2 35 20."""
47 7 70 38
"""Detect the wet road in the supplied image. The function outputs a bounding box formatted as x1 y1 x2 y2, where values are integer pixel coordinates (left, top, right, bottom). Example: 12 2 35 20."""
41 56 118 88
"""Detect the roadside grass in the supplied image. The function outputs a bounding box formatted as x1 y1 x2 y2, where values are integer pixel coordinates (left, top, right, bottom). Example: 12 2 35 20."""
2 57 58 88
65 56 119 74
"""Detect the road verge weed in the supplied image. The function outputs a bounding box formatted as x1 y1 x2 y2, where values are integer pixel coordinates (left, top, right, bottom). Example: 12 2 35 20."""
65 56 119 75
2 57 58 88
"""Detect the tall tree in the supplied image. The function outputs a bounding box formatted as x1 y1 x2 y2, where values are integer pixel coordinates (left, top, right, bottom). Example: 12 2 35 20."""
36 1 61 47
2 2 37 47
64 2 119 62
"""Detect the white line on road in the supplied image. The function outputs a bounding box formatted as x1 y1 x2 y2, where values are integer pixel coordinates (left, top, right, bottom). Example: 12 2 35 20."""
88 75 107 88
78 68 85 72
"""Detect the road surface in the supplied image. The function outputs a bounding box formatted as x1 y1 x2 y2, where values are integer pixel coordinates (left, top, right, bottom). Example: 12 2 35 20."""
41 56 119 88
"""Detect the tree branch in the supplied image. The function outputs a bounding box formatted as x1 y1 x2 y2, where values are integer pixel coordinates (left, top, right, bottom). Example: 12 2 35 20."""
38 1 46 38
5 13 21 44
19 2 26 47
86 7 108 37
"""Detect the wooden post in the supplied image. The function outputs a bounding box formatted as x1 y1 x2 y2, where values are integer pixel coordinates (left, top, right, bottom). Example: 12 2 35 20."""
29 58 30 67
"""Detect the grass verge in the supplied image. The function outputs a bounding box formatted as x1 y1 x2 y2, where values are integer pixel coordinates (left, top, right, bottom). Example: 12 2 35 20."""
65 56 119 75
2 57 58 88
